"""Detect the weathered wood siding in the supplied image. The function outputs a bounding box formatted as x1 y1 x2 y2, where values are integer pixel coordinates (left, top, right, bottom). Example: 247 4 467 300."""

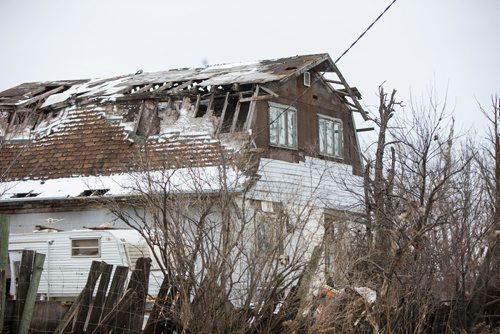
251 73 362 175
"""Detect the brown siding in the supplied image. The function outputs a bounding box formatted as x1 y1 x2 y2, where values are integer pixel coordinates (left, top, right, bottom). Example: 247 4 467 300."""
251 73 362 175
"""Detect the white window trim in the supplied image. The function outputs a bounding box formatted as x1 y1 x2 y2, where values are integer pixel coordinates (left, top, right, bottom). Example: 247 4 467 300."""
318 114 343 159
70 237 101 258
268 102 298 150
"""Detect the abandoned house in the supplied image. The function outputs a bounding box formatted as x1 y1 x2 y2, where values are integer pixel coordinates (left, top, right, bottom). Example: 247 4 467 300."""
0 53 367 287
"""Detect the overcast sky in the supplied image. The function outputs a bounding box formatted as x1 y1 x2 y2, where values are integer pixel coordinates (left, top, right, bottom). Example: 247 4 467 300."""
1 0 498 137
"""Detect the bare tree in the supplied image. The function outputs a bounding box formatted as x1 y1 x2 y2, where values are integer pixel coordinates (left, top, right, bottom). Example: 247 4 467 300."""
100 144 331 333
314 87 499 333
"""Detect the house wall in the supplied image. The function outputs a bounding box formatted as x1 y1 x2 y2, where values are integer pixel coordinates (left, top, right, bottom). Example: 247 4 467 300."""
7 208 132 234
251 73 362 175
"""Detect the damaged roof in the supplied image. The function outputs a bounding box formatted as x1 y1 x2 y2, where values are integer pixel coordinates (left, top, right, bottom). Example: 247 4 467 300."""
0 54 335 110
0 53 363 186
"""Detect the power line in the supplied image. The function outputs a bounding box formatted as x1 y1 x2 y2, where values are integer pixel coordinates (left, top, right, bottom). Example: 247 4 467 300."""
258 0 399 136
335 0 398 63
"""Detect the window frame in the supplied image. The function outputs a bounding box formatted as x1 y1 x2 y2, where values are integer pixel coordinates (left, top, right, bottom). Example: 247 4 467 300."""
70 237 101 258
318 114 343 158
268 102 298 150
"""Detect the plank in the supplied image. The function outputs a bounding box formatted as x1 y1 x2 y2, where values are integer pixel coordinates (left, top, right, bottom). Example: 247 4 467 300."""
239 95 274 103
119 257 152 334
73 261 104 334
143 276 171 334
193 94 201 117
53 292 84 334
325 79 343 85
216 92 230 135
90 289 137 334
151 82 173 93
166 80 193 94
13 250 36 333
100 266 129 322
18 252 46 334
335 90 350 96
85 262 113 334
244 85 260 131
259 85 279 98
0 215 10 333
330 63 369 120
230 93 243 133
17 86 65 107
207 92 215 114
131 84 153 95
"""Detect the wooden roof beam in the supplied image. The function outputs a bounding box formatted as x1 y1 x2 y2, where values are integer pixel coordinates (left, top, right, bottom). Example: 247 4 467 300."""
329 62 368 120
17 86 66 108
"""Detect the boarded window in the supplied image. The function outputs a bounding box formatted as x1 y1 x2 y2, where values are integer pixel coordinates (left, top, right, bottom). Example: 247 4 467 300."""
71 238 100 257
318 115 342 158
269 102 297 149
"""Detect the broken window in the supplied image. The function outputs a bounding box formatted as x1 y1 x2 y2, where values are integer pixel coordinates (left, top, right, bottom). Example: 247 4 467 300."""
269 102 297 149
11 192 39 198
318 115 342 158
78 189 109 197
71 238 100 257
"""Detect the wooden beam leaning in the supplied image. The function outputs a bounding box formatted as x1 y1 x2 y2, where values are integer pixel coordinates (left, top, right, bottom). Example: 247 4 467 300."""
239 95 274 103
230 93 243 133
18 253 46 334
53 292 84 334
13 250 36 333
73 261 104 334
100 266 129 327
152 82 173 94
85 263 113 334
122 257 151 334
335 90 350 96
90 289 137 334
0 215 10 334
143 277 171 334
207 92 215 114
131 84 153 95
216 92 230 136
344 100 357 109
244 85 260 131
17 86 65 108
166 80 193 95
330 62 369 120
325 79 343 85
259 85 279 98
193 94 201 117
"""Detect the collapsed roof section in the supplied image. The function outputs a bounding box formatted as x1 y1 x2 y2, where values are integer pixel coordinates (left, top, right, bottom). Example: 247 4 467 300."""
0 53 365 183
0 54 366 137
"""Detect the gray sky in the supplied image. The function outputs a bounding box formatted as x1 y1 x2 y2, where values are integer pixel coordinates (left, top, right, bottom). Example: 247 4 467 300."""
1 0 498 136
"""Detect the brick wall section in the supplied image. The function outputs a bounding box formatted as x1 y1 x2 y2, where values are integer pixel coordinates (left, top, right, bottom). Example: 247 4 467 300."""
0 108 231 181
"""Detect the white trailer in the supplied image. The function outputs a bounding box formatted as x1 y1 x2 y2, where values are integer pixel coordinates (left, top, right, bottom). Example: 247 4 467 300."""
7 228 164 300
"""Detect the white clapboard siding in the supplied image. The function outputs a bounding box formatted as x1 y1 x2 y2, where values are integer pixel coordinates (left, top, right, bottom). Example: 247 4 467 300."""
249 157 364 212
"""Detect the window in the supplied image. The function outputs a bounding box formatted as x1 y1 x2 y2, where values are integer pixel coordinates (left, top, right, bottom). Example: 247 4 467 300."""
318 115 343 158
71 238 100 257
304 72 311 87
269 102 297 149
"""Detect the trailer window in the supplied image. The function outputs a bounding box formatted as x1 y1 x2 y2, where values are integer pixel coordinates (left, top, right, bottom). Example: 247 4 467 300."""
71 239 100 257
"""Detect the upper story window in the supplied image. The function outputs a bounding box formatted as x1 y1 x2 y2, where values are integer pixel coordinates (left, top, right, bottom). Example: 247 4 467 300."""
269 102 297 149
318 115 343 158
71 238 100 257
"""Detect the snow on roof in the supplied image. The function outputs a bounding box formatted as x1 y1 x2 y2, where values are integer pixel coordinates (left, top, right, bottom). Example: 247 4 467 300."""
1 54 333 108
0 165 247 201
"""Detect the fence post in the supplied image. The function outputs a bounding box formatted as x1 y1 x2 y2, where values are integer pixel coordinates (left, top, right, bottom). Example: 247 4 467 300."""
0 215 10 334
18 252 45 334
